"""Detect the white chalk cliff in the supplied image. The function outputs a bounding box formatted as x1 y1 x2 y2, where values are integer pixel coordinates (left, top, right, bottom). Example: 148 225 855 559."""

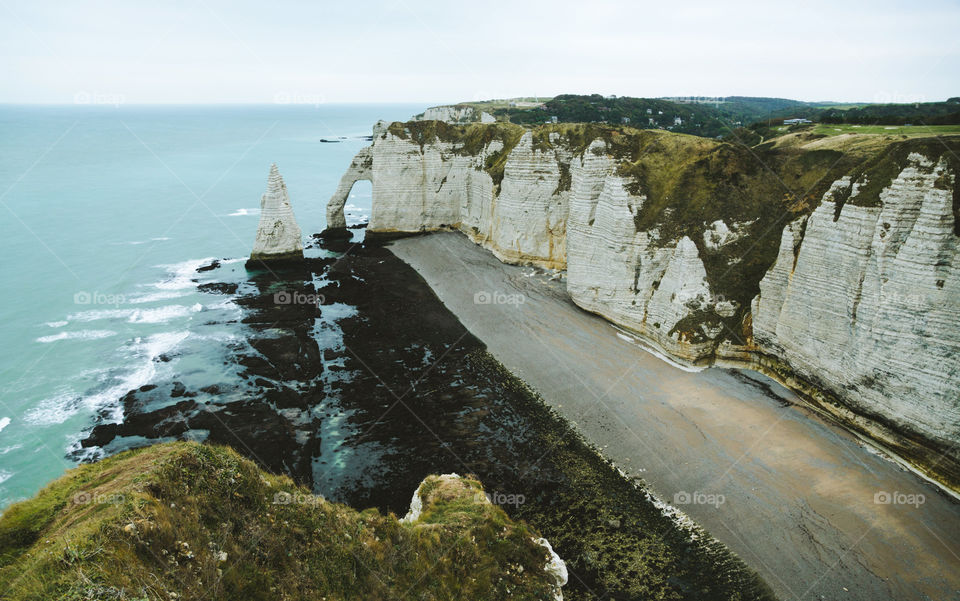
415 105 496 124
751 153 960 474
251 164 303 262
327 123 960 488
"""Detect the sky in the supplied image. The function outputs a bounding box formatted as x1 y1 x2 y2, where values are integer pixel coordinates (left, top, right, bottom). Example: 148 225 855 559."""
1 0 958 104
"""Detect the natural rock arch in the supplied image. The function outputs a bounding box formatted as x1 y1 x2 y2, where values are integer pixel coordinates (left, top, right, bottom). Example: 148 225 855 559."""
326 145 373 229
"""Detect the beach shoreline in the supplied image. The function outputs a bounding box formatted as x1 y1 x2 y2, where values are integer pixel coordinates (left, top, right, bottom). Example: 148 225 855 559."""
387 230 960 601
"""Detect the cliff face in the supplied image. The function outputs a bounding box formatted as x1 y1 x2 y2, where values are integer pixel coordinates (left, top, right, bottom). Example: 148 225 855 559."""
751 152 960 480
414 105 496 124
327 122 960 489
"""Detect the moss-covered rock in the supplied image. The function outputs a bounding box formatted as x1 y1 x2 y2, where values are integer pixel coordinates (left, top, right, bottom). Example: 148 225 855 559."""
0 442 562 601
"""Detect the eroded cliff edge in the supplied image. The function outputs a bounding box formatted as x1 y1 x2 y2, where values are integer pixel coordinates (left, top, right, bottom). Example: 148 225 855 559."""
327 120 960 491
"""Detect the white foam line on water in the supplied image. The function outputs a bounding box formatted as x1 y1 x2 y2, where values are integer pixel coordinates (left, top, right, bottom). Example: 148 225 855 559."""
228 208 259 216
36 330 117 343
0 417 9 434
127 305 200 324
44 320 68 328
611 325 706 373
22 391 79 426
66 308 130 322
65 304 201 325
0 470 12 485
26 331 191 426
127 290 191 304
151 257 217 291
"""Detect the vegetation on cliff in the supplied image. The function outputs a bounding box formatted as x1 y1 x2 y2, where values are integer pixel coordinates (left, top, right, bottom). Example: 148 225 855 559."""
383 117 959 344
386 120 526 189
0 442 561 601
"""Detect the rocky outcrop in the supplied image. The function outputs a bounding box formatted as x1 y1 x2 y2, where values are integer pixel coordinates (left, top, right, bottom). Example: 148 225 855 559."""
327 122 960 489
326 146 372 229
250 164 303 263
0 442 568 601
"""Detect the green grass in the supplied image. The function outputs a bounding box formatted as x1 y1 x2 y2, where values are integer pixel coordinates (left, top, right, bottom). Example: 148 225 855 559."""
0 442 560 601
811 123 960 137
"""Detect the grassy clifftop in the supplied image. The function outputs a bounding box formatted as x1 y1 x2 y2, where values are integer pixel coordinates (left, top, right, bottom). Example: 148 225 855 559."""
0 442 561 601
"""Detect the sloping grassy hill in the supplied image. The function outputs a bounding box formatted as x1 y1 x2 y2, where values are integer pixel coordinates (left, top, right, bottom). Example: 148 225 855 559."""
0 442 561 601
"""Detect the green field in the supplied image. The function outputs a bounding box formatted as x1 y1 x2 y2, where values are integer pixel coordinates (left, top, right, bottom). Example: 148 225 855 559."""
811 123 960 137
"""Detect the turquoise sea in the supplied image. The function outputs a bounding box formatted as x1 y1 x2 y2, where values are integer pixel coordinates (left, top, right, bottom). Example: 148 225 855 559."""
0 103 427 509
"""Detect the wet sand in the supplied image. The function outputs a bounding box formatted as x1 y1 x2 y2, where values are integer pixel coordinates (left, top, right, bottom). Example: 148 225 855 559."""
389 231 960 601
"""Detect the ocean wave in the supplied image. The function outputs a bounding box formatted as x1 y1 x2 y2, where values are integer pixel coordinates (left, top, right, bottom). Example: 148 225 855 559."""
25 331 191 426
228 208 260 216
152 257 216 291
127 305 199 324
66 304 201 325
23 391 79 426
44 320 68 328
0 417 9 433
127 290 191 304
0 470 12 485
36 330 117 343
0 444 22 455
66 309 130 322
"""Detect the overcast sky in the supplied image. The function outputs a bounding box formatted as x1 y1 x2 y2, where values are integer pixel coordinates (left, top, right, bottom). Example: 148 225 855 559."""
1 0 957 104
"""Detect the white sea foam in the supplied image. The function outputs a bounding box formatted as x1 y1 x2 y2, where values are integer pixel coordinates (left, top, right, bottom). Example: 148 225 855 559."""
0 417 10 433
0 444 22 455
45 320 68 328
152 257 216 291
84 330 190 423
36 330 117 343
26 331 191 426
127 290 191 304
67 309 131 322
0 470 12 485
151 237 171 241
67 304 199 325
127 305 197 324
228 208 259 216
23 391 79 426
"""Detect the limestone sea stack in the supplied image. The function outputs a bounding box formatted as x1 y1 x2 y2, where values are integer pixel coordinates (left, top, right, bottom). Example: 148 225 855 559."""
248 164 304 265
